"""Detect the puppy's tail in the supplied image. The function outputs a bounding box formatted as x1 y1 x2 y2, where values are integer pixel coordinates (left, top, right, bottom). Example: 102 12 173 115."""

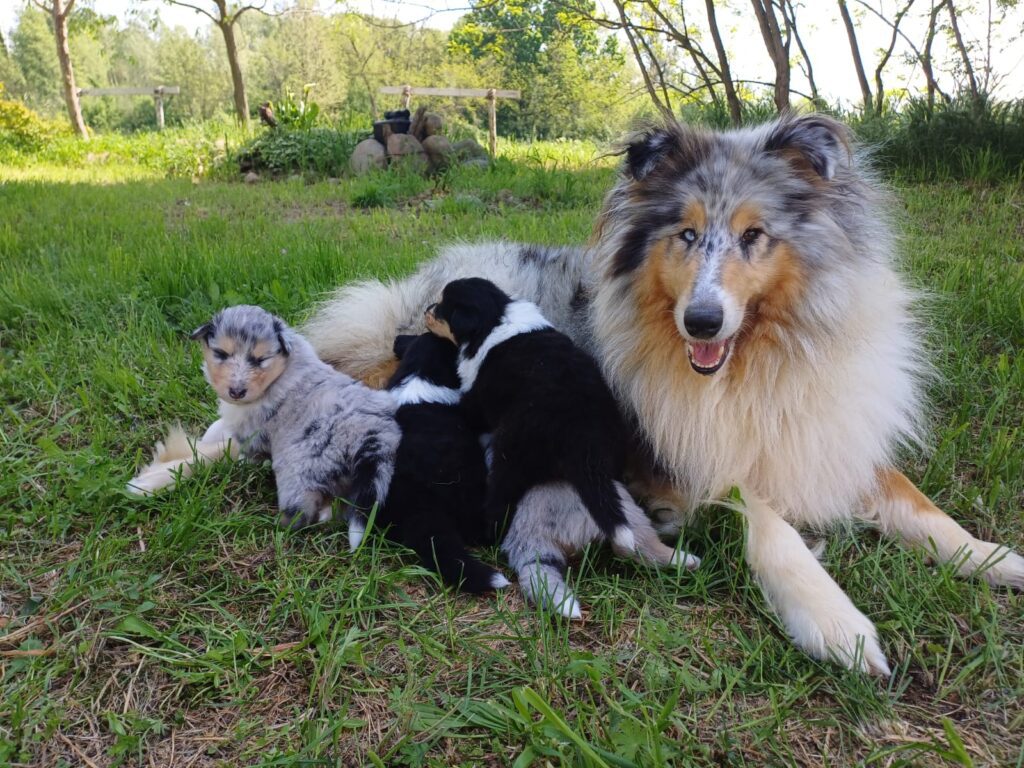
411 530 510 594
302 275 435 387
571 472 636 553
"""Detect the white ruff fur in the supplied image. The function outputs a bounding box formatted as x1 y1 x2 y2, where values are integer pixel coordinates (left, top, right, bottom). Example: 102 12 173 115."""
457 300 552 391
593 262 925 528
390 376 462 406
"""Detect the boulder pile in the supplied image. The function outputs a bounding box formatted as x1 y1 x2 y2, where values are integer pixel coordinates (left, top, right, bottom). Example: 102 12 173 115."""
350 106 489 176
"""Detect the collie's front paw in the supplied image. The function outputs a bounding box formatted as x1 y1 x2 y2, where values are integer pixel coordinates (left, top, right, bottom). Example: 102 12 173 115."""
786 602 890 676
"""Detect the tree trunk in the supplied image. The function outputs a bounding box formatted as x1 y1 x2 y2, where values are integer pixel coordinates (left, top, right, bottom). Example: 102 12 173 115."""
750 0 790 112
218 20 249 126
52 0 88 138
612 0 672 119
923 0 948 113
946 0 981 104
837 0 873 115
873 0 916 115
705 0 742 124
782 0 819 105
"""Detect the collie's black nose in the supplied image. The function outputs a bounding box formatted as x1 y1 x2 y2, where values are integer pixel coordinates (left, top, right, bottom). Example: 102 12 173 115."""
229 386 247 400
683 304 724 339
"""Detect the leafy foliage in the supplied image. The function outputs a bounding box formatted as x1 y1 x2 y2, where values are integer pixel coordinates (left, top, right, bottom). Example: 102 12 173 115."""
237 127 359 176
0 85 68 154
272 84 321 130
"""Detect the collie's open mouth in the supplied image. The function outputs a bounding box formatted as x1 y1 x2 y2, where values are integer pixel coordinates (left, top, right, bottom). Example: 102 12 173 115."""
686 337 732 375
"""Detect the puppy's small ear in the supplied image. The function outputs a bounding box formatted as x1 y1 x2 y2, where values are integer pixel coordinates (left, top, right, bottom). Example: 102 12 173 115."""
273 319 291 357
393 334 416 359
763 114 851 181
190 322 213 342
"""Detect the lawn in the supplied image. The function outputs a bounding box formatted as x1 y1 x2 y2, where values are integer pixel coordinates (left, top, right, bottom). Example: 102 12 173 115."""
0 151 1022 767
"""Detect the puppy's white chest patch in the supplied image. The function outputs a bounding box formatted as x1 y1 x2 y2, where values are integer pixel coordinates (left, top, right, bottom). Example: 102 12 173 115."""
390 376 461 406
458 301 552 391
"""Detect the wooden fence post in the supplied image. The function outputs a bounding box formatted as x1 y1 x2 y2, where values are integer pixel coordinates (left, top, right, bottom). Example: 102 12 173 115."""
487 88 497 158
154 86 165 130
401 85 412 110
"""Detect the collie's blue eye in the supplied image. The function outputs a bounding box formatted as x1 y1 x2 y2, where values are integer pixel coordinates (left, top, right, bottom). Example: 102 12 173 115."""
680 228 697 243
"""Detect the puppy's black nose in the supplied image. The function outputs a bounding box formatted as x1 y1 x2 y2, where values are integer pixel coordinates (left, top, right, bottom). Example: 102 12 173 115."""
683 304 724 339
229 386 247 400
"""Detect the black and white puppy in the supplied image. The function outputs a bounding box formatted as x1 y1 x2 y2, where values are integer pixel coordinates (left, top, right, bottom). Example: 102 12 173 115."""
424 277 637 550
380 332 509 593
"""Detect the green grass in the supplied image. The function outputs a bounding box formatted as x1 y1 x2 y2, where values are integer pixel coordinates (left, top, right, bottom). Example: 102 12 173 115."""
0 154 1022 767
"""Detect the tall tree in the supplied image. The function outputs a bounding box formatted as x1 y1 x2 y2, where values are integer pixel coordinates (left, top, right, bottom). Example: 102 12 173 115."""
28 0 88 137
155 0 270 125
749 0 791 111
837 0 873 114
870 0 916 114
780 0 820 105
704 0 742 123
945 0 981 103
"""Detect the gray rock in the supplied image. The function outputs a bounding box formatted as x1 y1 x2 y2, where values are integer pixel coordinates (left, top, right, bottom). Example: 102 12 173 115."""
423 113 444 137
243 171 261 184
452 138 489 163
386 133 427 173
422 134 454 173
350 138 387 175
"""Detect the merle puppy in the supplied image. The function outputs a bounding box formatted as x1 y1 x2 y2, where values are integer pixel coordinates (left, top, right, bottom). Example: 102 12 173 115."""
425 277 636 550
380 332 509 593
128 305 399 543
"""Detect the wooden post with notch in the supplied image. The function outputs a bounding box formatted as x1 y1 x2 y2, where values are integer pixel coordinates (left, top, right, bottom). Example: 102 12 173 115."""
380 86 521 158
77 86 181 130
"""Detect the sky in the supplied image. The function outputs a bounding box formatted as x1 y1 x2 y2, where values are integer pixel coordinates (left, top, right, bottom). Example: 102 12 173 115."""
1 0 1022 106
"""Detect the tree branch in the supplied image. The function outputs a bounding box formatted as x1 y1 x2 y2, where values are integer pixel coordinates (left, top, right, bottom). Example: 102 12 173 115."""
160 0 220 24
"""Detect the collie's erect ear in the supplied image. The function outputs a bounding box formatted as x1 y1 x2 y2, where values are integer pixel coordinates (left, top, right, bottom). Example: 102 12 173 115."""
624 125 678 181
189 322 213 342
393 334 417 359
273 319 291 356
763 114 851 181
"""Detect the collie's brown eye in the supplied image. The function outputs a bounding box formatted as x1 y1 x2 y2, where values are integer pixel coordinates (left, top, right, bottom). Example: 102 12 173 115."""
680 228 697 243
741 228 762 246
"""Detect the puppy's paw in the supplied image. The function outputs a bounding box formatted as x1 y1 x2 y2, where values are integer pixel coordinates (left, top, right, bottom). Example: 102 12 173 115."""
126 461 185 496
347 517 366 551
490 572 511 590
557 594 583 620
611 525 636 552
670 549 701 571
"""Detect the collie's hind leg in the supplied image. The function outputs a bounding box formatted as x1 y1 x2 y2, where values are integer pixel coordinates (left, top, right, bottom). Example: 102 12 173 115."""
612 483 700 570
862 468 1024 588
737 489 890 676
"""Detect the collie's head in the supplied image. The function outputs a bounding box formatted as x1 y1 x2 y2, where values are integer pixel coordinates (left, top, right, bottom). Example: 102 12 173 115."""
592 113 892 379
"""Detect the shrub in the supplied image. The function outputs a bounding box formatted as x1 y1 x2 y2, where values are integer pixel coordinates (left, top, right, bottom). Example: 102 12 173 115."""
0 85 69 155
235 127 361 177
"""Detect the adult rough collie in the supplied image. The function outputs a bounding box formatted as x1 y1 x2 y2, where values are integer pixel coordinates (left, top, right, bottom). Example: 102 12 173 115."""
303 114 1023 674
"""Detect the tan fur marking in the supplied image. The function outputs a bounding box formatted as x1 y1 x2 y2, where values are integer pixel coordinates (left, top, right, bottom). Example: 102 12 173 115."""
729 202 763 234
628 239 694 386
681 199 707 233
724 242 807 379
875 467 941 516
424 309 455 344
358 358 400 390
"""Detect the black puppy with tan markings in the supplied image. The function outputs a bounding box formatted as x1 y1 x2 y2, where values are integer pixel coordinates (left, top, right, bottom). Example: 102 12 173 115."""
424 278 700 602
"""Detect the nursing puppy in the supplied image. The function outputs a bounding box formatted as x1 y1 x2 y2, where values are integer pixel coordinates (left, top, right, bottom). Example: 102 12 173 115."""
426 278 677 558
128 305 399 541
381 332 508 592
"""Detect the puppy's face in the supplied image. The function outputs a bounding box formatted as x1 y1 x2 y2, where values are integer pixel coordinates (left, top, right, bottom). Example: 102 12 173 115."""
391 333 460 389
191 306 291 405
425 278 511 349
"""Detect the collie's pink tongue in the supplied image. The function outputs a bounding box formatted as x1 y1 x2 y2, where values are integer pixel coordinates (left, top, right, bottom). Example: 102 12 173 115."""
691 341 726 367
